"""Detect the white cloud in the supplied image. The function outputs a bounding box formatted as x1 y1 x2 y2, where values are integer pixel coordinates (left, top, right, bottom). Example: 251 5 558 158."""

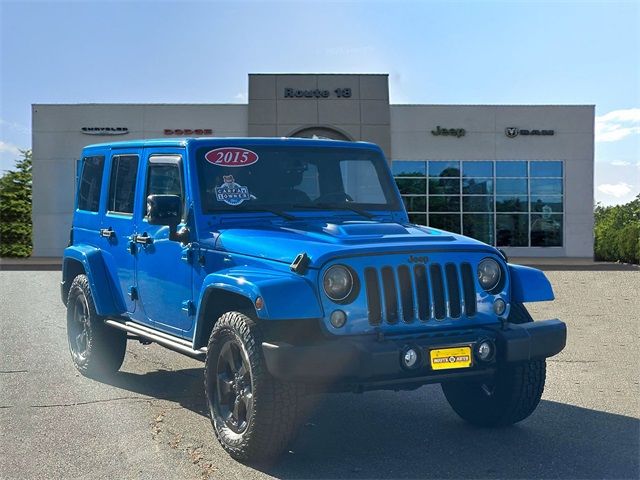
0 118 30 135
0 141 25 172
610 160 631 166
597 182 633 198
234 92 247 103
0 141 21 156
595 108 640 142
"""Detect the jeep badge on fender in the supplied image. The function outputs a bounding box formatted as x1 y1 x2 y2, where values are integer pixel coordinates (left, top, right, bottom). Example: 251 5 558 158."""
62 137 566 462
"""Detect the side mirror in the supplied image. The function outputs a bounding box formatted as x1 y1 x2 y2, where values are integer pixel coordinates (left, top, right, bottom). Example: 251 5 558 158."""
146 194 182 226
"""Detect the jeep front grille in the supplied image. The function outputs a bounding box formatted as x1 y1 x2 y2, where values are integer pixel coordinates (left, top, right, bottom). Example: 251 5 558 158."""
364 262 477 325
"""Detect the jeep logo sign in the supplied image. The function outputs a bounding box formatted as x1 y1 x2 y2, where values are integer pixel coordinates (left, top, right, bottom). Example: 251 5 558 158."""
408 255 428 264
431 126 466 138
505 127 554 138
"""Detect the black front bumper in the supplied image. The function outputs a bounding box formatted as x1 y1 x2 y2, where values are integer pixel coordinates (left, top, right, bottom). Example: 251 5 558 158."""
262 319 566 390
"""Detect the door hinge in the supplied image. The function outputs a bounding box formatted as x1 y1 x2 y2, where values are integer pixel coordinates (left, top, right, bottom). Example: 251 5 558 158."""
128 286 138 301
181 247 194 263
181 300 195 316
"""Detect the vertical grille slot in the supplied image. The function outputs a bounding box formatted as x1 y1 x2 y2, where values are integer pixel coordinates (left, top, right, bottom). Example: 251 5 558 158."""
397 265 414 322
430 264 446 320
445 263 462 318
413 264 430 321
461 262 477 317
364 267 382 325
381 266 399 324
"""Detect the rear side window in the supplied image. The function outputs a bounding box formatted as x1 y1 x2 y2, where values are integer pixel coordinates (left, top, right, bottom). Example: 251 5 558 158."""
77 156 104 211
108 155 139 214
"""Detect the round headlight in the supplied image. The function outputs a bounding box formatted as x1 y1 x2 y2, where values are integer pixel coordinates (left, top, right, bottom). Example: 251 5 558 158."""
323 265 354 302
477 258 502 291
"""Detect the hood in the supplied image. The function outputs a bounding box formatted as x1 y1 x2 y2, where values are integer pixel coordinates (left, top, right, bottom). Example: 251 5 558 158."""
202 219 492 268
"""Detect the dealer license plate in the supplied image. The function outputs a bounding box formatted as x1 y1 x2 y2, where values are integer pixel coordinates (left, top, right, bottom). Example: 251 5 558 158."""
429 346 473 370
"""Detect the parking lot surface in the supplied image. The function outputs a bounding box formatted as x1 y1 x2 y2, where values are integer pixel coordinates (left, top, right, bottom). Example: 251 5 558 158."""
1 269 639 479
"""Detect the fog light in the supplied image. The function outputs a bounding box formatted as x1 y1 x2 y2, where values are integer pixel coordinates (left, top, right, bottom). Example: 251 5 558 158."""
493 298 506 316
401 347 420 369
330 310 347 328
476 340 494 362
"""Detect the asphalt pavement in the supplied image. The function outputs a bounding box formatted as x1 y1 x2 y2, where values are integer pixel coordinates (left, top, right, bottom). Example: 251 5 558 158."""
1 269 639 479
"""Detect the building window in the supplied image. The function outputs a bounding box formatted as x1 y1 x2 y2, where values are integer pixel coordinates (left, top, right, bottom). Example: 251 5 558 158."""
393 160 564 247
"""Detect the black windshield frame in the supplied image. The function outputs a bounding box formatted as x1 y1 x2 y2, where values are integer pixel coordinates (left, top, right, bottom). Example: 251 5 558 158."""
195 145 402 215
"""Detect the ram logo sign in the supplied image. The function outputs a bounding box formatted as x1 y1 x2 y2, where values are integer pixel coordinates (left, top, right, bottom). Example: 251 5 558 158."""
505 127 554 138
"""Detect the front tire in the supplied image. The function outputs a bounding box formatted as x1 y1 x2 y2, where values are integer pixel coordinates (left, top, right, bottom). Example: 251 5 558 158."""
66 274 127 376
204 311 301 462
442 360 546 426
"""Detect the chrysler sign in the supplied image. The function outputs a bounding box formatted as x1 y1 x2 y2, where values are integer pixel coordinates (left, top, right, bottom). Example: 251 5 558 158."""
505 127 554 138
81 127 128 135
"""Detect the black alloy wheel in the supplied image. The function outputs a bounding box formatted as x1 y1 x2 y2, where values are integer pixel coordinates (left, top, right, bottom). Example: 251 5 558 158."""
65 274 127 376
68 293 90 363
213 339 254 434
204 311 302 461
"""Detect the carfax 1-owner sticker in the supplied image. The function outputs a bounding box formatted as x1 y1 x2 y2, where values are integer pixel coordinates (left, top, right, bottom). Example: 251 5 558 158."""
215 175 252 206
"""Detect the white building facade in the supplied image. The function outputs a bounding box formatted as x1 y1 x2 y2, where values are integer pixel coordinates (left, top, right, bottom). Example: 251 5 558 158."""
32 73 594 258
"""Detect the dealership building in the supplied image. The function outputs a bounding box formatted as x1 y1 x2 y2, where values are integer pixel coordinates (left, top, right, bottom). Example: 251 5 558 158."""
32 73 594 258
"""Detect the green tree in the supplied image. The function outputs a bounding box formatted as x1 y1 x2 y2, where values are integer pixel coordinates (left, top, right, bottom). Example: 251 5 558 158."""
0 149 33 257
594 194 640 264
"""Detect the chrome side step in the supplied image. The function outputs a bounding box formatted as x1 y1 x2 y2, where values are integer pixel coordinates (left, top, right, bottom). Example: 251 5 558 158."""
104 319 207 360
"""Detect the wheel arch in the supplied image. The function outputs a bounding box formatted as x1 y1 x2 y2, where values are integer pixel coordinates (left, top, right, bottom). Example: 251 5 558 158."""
193 286 257 350
192 268 323 350
61 258 85 306
508 264 555 303
62 245 126 315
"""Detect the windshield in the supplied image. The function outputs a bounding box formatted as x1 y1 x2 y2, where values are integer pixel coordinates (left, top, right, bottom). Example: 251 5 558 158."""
195 145 401 214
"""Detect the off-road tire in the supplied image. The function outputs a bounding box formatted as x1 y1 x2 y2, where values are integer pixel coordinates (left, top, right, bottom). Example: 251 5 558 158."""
204 311 302 462
66 274 126 376
442 359 546 427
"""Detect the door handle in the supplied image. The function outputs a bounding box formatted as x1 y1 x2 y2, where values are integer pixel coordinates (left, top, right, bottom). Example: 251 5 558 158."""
133 233 153 245
99 227 115 239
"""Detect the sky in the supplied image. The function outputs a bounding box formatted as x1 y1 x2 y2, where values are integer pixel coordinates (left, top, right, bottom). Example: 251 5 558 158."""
1 0 638 205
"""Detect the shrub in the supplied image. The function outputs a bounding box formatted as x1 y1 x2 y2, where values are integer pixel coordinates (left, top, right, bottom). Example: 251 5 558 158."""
594 194 640 264
0 149 32 257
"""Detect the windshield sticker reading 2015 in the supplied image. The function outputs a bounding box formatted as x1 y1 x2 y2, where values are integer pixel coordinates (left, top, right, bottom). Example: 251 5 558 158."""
205 147 259 167
206 148 258 206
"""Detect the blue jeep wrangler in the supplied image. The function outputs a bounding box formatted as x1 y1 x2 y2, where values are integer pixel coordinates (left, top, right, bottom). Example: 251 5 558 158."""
62 137 566 460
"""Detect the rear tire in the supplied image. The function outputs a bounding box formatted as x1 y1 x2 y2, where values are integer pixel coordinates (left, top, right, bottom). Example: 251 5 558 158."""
66 274 126 376
442 360 546 427
204 311 302 462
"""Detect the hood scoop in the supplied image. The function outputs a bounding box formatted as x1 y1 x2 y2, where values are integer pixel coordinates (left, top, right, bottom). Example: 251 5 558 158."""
323 222 408 236
316 221 456 243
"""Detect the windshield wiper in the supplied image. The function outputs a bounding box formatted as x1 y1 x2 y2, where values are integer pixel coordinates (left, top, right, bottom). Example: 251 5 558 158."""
232 206 298 221
293 203 375 220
